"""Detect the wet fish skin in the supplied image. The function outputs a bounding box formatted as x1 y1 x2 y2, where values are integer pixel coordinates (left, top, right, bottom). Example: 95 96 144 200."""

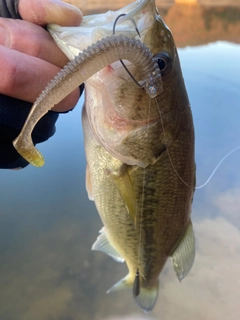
51 0 196 312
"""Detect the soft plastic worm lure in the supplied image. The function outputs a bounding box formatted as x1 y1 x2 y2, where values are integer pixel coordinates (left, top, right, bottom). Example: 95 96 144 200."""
13 34 162 167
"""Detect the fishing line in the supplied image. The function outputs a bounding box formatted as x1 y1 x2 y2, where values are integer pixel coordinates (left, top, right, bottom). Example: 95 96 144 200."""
136 98 152 278
113 13 143 88
137 165 146 268
112 12 150 279
155 97 240 189
194 145 240 189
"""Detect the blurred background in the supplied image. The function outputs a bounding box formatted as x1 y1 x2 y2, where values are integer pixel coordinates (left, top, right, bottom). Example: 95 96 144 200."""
0 1 240 319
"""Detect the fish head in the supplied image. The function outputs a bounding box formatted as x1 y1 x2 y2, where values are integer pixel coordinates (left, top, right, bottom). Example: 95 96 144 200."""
48 0 189 166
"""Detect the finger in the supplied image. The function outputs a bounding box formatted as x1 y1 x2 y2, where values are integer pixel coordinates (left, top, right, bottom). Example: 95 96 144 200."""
18 0 82 26
0 19 69 67
0 45 80 112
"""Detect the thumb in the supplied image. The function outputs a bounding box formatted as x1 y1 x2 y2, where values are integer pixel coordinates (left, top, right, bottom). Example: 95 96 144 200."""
18 0 82 26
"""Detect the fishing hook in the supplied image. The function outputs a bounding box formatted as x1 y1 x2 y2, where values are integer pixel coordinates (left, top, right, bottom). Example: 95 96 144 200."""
112 13 143 88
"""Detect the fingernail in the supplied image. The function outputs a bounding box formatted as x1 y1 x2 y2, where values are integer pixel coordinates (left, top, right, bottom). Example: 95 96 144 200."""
0 25 10 47
51 0 81 13
48 0 82 26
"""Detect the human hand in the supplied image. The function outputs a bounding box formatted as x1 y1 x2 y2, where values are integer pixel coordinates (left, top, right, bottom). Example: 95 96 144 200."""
0 0 83 112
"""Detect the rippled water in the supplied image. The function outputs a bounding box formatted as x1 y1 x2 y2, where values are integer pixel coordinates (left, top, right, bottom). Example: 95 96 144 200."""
1 2 240 320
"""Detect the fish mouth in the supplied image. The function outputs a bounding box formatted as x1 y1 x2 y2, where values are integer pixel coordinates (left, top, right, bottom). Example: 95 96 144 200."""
48 0 157 60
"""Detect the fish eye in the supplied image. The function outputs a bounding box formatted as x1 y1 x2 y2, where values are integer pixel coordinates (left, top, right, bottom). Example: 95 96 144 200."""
154 52 171 76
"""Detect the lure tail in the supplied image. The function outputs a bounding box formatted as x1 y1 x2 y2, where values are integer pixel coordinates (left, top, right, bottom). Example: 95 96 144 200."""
13 134 45 167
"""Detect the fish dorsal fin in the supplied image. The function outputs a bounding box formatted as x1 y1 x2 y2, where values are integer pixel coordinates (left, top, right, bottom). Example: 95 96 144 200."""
171 220 195 282
134 281 159 313
92 227 125 263
107 274 132 294
111 164 136 225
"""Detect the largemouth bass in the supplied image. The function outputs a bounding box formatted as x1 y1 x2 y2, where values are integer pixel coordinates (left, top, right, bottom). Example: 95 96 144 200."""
13 0 195 312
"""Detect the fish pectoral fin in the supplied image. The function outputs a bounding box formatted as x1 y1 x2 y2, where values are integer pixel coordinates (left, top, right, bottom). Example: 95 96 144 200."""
134 282 159 313
92 227 124 263
171 220 195 282
85 163 94 200
111 165 136 225
107 274 131 294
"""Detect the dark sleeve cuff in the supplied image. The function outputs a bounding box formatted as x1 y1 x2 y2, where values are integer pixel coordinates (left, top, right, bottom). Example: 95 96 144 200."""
0 95 59 169
0 0 21 19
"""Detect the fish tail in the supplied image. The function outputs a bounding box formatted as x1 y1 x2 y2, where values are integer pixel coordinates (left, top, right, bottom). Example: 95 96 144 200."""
134 281 159 313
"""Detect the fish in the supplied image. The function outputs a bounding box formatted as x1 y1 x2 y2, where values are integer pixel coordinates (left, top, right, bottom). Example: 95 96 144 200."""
13 0 196 312
49 0 195 312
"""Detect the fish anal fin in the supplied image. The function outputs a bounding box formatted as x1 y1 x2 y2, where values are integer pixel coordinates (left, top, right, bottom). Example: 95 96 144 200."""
107 274 131 294
111 164 136 225
85 164 94 200
134 282 159 313
171 220 195 282
92 227 124 263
